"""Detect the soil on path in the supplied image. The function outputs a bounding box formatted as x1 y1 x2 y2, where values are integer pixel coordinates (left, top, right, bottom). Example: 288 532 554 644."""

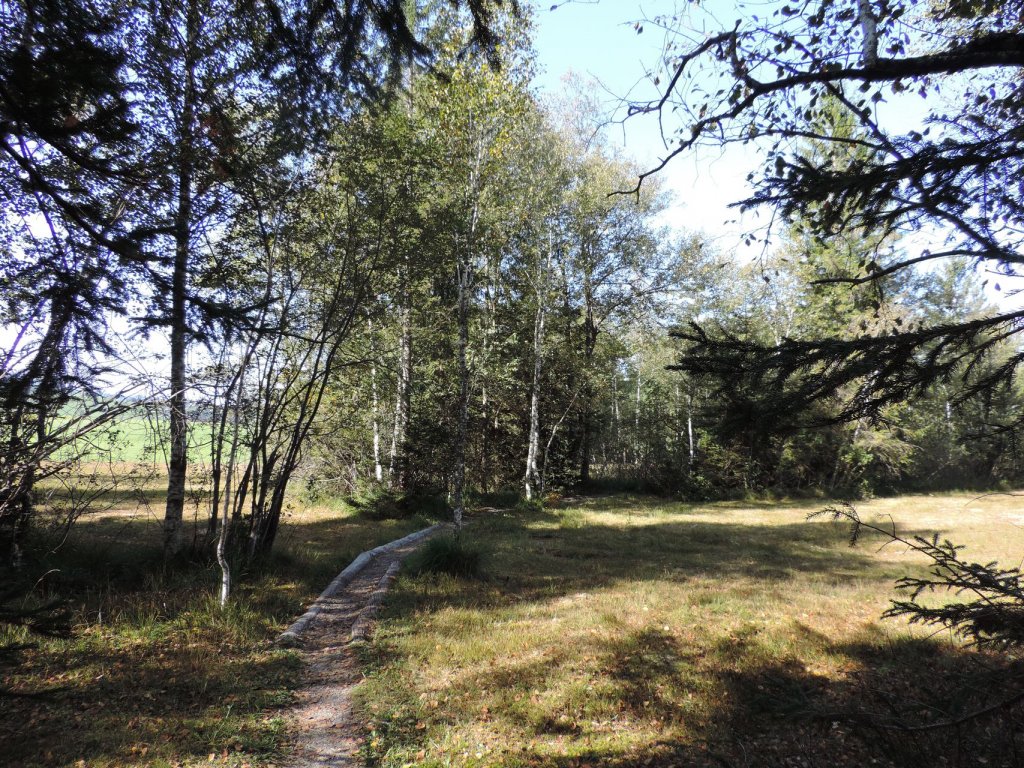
283 538 428 768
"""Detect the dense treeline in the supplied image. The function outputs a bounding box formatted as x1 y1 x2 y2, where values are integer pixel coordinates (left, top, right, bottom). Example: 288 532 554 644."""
3 0 1023 589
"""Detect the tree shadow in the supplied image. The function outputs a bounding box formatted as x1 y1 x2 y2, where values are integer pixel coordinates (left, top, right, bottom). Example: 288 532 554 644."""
2 494 984 768
0 622 300 767
2 505 433 767
356 499 1024 767
442 628 1024 768
377 502 942 616
700 635 1024 768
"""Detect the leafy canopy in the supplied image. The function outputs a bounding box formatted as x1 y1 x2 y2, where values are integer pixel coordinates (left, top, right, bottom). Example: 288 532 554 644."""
633 1 1024 429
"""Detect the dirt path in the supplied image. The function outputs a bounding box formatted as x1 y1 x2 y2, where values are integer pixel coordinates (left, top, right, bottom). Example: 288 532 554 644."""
282 537 430 768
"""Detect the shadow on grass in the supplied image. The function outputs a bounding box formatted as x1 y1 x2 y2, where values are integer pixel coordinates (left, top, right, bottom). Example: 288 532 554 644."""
391 501 941 615
409 625 1024 768
690 636 1024 768
1 504 436 767
7 493 1007 768
0 601 301 768
361 499 1024 767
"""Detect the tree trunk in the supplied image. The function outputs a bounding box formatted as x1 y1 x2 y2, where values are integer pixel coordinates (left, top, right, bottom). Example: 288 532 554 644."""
524 236 550 502
634 364 642 469
453 251 471 528
164 4 198 558
388 276 412 489
206 352 227 542
368 317 383 483
578 271 598 487
687 392 695 468
218 363 243 608
613 372 623 471
453 128 485 527
0 294 72 566
579 402 592 486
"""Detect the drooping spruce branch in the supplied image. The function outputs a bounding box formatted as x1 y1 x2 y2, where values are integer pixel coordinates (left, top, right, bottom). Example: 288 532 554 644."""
812 502 1024 650
670 309 1024 430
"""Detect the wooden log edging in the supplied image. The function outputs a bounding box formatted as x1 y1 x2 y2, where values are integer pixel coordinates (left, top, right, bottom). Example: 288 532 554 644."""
349 560 402 643
276 523 445 646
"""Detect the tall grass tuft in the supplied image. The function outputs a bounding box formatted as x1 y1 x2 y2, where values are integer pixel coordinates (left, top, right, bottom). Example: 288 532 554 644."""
406 534 484 578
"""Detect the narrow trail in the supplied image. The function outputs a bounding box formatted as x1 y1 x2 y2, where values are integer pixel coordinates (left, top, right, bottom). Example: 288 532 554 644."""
282 537 431 768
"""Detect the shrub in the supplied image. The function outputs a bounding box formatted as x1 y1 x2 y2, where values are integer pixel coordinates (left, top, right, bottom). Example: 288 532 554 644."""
513 497 544 514
349 485 448 521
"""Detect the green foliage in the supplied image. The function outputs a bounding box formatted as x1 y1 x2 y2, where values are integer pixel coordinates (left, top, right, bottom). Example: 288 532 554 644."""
642 1 1024 501
818 502 1024 651
350 485 448 522
514 496 544 514
405 534 485 579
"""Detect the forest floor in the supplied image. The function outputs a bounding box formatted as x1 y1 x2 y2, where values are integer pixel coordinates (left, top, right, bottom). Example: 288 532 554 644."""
2 490 1022 767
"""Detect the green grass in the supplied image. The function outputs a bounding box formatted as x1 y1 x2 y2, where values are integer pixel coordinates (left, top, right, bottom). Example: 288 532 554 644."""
406 535 485 579
55 410 214 465
0 492 435 768
356 493 1024 768
5 491 1022 767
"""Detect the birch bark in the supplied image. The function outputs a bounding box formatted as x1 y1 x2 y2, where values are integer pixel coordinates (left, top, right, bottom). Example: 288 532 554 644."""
524 234 551 501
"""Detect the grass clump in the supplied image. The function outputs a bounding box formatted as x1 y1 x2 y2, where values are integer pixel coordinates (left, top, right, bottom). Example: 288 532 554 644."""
514 496 545 514
406 534 484 579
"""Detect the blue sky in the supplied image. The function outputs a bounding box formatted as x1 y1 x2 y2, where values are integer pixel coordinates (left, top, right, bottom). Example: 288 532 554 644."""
529 0 763 260
526 1 1019 312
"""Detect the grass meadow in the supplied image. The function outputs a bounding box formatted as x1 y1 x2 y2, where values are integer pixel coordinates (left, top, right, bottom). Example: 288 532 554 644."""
0 477 433 768
1 486 1022 767
358 494 1024 768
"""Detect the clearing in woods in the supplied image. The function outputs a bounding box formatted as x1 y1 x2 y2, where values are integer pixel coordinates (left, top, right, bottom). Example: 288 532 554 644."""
2 492 1021 766
355 494 1023 768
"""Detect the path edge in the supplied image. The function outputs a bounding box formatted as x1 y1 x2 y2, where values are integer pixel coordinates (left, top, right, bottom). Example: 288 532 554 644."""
276 522 445 646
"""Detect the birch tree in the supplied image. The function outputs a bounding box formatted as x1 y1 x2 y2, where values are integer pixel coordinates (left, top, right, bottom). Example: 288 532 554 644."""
421 11 533 524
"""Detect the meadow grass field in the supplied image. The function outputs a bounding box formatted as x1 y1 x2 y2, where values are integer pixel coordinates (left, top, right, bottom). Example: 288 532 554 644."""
0 482 433 768
1 490 1021 767
358 494 1024 768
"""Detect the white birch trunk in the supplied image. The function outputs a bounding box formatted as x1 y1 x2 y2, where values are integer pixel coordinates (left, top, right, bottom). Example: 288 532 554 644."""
687 392 695 468
524 234 551 502
612 373 622 469
858 0 878 65
388 286 411 488
368 317 383 483
453 138 484 528
218 359 243 608
634 364 642 466
453 251 471 528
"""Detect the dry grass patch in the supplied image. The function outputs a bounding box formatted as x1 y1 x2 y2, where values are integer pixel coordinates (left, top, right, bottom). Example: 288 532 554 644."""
1 490 434 768
357 493 1024 767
